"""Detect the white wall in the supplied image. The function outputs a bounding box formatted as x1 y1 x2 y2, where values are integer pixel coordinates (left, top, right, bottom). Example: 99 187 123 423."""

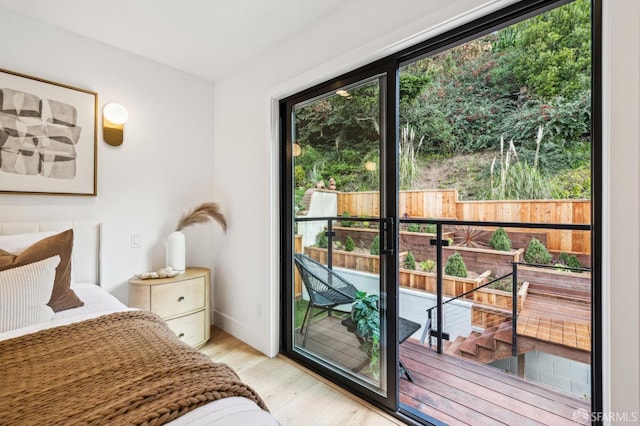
0 9 221 304
212 0 640 421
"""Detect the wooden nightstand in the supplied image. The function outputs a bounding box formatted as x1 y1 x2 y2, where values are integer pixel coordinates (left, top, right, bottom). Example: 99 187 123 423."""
128 267 210 348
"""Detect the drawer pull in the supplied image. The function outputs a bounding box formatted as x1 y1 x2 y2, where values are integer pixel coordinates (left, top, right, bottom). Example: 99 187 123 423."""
178 296 185 302
178 332 185 338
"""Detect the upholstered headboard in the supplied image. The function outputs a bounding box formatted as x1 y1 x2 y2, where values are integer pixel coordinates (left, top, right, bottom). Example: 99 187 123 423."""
0 221 101 284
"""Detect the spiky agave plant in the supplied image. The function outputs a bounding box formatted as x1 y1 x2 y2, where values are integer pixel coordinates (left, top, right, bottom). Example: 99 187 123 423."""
176 202 228 232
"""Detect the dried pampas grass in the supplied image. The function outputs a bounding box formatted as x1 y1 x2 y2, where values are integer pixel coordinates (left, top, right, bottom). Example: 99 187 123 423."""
176 202 228 232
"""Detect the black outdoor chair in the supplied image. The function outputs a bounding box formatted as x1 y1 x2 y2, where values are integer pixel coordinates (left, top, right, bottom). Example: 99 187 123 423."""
294 253 359 347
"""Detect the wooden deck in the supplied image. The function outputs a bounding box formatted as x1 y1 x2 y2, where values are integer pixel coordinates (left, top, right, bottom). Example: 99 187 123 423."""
401 339 590 425
517 293 591 352
296 316 590 425
295 313 370 373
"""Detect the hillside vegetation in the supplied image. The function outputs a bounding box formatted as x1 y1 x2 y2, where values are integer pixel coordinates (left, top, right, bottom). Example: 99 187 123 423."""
294 0 591 202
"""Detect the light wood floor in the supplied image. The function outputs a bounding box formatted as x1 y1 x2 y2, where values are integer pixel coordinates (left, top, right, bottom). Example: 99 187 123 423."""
199 326 407 426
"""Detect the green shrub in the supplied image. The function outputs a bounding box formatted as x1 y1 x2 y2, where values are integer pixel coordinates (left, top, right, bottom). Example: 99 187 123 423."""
423 223 437 233
445 252 468 278
488 276 523 292
294 165 306 187
559 252 582 270
403 252 416 270
420 259 436 272
316 231 328 248
340 211 353 227
407 223 421 233
524 238 552 264
335 241 343 250
370 235 380 255
345 236 355 252
489 227 512 251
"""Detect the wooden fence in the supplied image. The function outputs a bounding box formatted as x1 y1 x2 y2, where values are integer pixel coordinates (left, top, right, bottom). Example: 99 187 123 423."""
337 189 591 254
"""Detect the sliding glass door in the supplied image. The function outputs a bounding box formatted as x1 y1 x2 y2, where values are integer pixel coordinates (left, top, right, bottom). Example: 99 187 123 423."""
281 1 600 423
281 68 400 409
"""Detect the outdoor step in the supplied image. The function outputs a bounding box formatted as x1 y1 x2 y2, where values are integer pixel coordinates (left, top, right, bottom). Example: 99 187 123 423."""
497 320 512 330
476 326 499 350
494 323 514 344
445 336 467 355
459 331 482 356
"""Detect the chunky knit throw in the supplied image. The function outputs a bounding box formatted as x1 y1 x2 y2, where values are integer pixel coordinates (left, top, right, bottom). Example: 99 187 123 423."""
0 310 268 425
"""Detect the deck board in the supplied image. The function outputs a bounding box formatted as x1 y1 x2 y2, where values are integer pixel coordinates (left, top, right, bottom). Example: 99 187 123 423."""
517 293 591 352
296 315 590 425
401 340 589 425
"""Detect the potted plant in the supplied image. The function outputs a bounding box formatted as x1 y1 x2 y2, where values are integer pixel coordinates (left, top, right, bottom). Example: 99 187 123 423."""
351 291 380 379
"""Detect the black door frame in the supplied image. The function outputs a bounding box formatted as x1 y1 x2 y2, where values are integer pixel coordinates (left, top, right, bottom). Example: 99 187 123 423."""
279 0 602 421
280 65 401 411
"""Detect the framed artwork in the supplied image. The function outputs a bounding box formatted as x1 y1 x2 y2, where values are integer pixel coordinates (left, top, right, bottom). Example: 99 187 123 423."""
0 68 98 196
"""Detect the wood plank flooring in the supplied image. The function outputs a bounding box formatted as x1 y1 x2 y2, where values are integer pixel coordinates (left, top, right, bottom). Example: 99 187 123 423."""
199 326 405 426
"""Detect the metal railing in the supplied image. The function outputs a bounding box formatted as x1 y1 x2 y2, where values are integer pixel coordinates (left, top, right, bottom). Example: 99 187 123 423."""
400 219 591 356
295 215 592 357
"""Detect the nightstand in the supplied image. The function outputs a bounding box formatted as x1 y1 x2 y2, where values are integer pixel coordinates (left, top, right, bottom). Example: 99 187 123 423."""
128 267 210 348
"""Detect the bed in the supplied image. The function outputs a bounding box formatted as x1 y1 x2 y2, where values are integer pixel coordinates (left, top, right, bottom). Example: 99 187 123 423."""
0 221 280 425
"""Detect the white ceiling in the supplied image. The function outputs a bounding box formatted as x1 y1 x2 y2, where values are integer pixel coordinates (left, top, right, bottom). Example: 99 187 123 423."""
0 0 344 81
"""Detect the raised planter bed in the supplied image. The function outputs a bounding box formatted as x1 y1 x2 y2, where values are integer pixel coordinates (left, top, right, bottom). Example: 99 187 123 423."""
472 280 529 311
398 268 492 299
470 281 529 329
443 246 524 277
333 225 455 261
304 245 408 274
517 265 591 302
399 230 455 261
549 249 591 270
333 226 379 249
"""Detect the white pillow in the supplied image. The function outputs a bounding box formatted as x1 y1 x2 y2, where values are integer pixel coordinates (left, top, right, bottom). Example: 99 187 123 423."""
0 231 57 254
0 255 60 332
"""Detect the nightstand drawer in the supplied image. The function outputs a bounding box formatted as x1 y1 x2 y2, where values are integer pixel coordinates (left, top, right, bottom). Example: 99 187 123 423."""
165 310 206 347
151 276 205 318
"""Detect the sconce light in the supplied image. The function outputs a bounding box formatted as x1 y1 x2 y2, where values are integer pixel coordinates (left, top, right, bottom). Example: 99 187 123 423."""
292 143 302 157
103 103 128 146
365 161 377 171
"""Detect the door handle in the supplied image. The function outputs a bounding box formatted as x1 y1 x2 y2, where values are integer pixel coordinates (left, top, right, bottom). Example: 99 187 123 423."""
380 217 395 255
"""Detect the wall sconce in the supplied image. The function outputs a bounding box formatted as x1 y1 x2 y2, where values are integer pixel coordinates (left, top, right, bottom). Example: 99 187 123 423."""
364 161 377 171
103 103 129 146
292 143 302 157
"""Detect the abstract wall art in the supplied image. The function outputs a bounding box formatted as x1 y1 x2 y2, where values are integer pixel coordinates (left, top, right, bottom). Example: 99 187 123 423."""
0 68 97 195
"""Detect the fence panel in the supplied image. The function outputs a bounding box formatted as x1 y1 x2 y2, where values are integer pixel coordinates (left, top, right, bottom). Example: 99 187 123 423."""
336 190 591 253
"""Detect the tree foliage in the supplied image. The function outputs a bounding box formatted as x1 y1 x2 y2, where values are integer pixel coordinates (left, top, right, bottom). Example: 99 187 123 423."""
293 0 591 201
503 0 591 100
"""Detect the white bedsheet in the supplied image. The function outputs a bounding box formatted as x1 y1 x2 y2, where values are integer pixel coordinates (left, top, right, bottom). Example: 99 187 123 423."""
1 283 280 426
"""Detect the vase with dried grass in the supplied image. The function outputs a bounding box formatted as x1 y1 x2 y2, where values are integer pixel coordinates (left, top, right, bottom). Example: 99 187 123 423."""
166 202 228 272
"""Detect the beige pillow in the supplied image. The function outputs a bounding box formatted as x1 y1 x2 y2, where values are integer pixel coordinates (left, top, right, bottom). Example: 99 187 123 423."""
0 255 59 332
0 229 83 312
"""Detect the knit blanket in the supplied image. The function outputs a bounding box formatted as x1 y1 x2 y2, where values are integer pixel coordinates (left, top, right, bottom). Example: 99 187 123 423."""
0 310 268 425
